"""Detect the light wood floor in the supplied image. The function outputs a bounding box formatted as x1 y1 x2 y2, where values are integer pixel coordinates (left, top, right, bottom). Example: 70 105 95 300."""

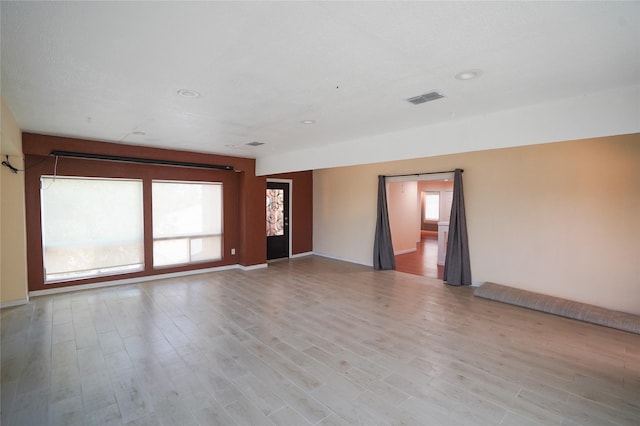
2 256 639 425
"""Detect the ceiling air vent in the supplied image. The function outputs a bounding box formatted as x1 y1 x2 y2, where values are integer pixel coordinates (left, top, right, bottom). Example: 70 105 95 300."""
406 91 444 105
246 141 265 147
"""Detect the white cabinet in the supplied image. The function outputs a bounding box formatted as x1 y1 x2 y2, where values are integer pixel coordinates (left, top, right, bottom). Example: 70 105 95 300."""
437 221 449 265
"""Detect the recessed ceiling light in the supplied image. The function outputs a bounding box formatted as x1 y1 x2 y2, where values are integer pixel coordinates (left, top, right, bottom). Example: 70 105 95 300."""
177 89 200 98
455 69 482 80
246 141 265 147
301 119 316 124
131 131 146 136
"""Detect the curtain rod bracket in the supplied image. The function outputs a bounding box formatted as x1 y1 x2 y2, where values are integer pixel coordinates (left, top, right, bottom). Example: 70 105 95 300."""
1 155 21 173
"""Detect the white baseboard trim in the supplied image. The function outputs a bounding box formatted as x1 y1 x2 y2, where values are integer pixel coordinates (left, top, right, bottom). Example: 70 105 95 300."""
313 252 374 268
240 263 268 271
1 297 30 309
394 248 417 255
471 280 483 287
291 251 313 259
29 264 242 298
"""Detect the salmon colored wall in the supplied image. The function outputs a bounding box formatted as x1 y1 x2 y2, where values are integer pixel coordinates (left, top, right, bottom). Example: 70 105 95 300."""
22 133 266 291
268 171 313 255
387 181 420 254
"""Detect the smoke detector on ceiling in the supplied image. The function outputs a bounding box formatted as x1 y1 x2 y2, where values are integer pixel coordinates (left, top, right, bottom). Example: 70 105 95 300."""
455 69 482 80
406 91 444 105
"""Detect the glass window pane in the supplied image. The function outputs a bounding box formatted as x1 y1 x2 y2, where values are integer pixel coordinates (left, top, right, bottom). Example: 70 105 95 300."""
190 236 222 262
425 192 440 221
266 189 284 236
40 176 144 282
153 239 190 267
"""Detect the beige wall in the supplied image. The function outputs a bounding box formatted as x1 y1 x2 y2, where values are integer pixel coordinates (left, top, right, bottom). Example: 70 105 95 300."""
313 134 640 315
387 181 420 254
0 98 28 306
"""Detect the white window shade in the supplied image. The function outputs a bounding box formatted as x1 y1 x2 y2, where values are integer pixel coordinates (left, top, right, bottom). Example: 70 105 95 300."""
40 176 144 282
152 181 222 267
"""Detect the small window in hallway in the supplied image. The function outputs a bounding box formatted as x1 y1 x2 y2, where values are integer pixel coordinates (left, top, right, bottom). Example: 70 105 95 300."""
424 191 440 221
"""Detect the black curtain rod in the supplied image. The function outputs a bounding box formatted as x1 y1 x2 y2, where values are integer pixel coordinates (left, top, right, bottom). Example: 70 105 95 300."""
50 150 234 171
383 169 462 178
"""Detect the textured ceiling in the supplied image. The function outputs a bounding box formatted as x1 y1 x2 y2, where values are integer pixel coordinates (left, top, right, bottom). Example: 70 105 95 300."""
2 1 639 166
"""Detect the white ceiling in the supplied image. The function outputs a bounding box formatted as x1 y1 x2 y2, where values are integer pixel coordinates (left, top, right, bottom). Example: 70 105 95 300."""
2 1 639 173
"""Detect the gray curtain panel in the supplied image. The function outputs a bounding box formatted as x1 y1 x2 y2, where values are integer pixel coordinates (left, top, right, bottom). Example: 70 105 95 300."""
443 168 472 285
373 175 396 270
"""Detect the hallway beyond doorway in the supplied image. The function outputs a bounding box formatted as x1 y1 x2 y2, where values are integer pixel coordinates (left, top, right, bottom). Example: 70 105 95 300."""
395 232 444 279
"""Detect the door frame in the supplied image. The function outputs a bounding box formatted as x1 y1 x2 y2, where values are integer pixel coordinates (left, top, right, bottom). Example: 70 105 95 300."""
266 178 293 259
386 172 454 278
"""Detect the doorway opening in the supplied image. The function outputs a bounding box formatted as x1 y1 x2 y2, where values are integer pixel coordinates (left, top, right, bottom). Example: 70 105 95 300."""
386 175 454 279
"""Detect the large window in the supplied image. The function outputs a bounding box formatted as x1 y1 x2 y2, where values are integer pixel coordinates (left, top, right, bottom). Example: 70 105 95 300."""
40 176 144 282
152 181 223 267
39 176 224 282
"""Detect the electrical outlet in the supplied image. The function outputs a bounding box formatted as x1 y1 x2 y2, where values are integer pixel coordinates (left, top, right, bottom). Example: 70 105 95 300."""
231 248 236 255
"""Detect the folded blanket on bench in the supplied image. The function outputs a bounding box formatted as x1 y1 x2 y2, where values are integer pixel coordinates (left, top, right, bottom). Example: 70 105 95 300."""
474 282 640 335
